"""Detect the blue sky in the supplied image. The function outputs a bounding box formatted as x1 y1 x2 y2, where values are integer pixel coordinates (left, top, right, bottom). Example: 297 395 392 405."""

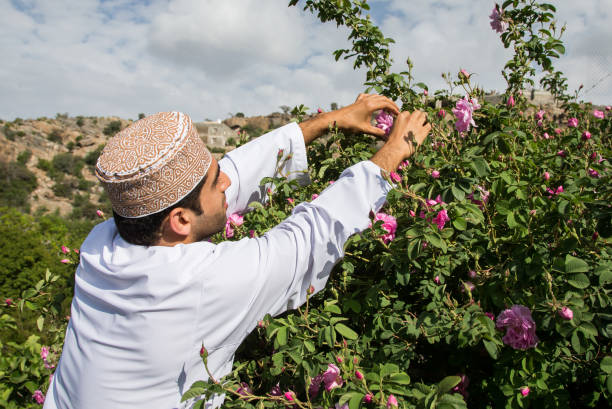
0 0 610 121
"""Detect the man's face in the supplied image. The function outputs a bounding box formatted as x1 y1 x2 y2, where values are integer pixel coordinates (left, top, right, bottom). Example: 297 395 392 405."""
189 157 231 242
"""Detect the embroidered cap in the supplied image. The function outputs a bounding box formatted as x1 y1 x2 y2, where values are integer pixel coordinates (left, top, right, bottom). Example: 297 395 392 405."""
96 112 212 218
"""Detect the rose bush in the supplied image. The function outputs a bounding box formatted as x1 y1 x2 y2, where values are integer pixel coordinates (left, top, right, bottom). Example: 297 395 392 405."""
2 1 610 408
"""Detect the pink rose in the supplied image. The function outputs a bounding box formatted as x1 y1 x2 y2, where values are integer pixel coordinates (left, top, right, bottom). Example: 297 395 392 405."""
248 230 255 238
32 390 45 404
535 110 545 120
287 198 295 205
311 193 319 200
423 89 429 96
41 346 49 360
363 394 373 403
468 270 477 278
322 363 343 391
557 150 566 158
375 110 394 136
224 222 234 238
387 394 398 408
582 131 591 140
529 209 536 216
606 106 611 111
431 170 440 179
452 374 470 399
588 168 600 178
593 110 604 119
496 305 539 350
228 213 244 227
96 209 104 218
543 171 550 181
409 210 416 217
543 132 550 139
284 391 294 401
308 374 323 398
489 6 507 33
371 213 397 244
5 298 12 306
558 306 573 320
485 312 495 321
317 108 323 113
60 259 70 264
390 172 401 183
568 117 578 127
537 120 543 127
452 96 480 133
434 276 440 284
433 209 450 230
520 387 530 397
554 128 562 135
355 370 364 380
507 95 515 108
460 69 470 79
61 245 69 254
438 109 446 118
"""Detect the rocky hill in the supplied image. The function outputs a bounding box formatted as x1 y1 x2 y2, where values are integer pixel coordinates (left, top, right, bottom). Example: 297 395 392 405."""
0 112 293 217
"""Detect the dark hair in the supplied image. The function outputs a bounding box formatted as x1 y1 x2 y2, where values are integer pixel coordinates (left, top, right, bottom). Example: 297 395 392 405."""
112 175 207 246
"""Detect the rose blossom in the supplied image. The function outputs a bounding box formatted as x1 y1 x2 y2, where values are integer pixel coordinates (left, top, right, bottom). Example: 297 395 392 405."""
355 370 364 380
5 298 12 306
568 117 578 127
520 387 530 397
554 128 562 135
452 96 480 133
387 394 398 408
582 131 591 140
33 390 45 404
536 110 545 120
364 394 373 403
460 68 470 78
311 193 319 200
507 95 515 107
468 270 477 278
322 364 343 391
489 6 507 33
371 213 397 244
224 222 234 238
434 276 440 284
543 171 550 180
41 346 49 360
438 109 446 118
96 209 104 218
543 132 550 139
557 150 566 158
287 198 295 205
375 110 394 135
593 110 604 119
60 259 70 264
496 305 539 350
236 383 252 397
409 210 416 217
433 209 450 230
283 391 294 401
227 213 244 227
606 106 611 111
61 245 69 254
390 172 401 183
308 374 323 398
588 168 600 178
558 306 573 320
431 170 440 179
485 312 495 321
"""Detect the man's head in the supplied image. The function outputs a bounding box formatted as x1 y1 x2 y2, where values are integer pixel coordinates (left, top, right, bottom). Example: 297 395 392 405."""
96 112 231 246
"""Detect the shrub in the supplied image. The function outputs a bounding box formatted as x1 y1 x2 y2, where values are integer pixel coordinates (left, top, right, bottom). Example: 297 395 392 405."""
0 160 37 212
16 150 32 165
47 129 63 143
51 153 83 178
76 116 84 127
103 120 122 136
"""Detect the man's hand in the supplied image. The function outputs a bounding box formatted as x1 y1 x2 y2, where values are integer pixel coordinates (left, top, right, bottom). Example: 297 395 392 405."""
334 93 400 138
299 94 399 145
370 110 431 173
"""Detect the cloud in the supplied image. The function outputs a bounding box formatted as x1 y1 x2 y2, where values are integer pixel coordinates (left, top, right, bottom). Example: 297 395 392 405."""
0 0 610 121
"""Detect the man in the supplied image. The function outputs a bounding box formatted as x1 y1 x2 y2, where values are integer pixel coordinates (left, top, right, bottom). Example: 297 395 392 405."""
43 94 430 409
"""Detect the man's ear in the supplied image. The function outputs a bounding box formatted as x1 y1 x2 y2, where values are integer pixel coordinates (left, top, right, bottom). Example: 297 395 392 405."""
166 207 192 238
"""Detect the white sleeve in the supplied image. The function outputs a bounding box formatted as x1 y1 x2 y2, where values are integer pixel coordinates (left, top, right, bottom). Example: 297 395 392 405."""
219 122 309 215
200 161 391 347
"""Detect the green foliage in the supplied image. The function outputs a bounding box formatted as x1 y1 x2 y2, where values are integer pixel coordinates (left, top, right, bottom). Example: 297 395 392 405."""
138 113 145 120
47 129 63 143
103 120 122 136
75 116 85 127
16 150 32 165
0 159 37 212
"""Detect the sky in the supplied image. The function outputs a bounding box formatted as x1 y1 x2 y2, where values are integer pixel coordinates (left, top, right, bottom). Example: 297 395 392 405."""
1 0 610 121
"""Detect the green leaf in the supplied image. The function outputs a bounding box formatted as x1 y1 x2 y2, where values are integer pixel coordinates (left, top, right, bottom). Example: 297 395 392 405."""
452 217 467 231
304 340 315 353
564 255 589 273
470 157 490 177
483 339 498 359
567 273 590 289
600 356 612 374
390 373 411 385
451 185 465 201
181 384 207 402
335 323 359 340
607 375 612 395
507 212 518 228
571 331 584 354
276 327 287 346
36 316 44 331
424 233 446 252
437 376 461 395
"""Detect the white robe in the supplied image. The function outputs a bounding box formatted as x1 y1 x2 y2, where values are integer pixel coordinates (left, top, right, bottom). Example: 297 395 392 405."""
43 122 391 409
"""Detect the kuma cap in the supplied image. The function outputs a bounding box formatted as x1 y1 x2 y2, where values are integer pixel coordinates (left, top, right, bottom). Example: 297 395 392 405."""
95 111 211 218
